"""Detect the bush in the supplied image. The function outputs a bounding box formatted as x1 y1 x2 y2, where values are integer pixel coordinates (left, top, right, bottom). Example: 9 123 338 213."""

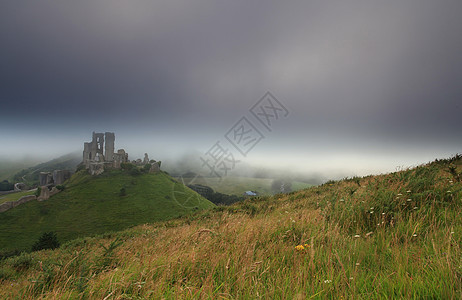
35 187 42 197
121 162 135 171
129 168 141 176
31 232 60 252
55 185 65 191
0 180 14 191
142 164 152 173
119 187 126 197
75 163 86 172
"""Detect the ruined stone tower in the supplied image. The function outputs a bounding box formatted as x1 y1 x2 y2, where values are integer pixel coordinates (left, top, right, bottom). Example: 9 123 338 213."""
105 132 115 162
83 132 128 175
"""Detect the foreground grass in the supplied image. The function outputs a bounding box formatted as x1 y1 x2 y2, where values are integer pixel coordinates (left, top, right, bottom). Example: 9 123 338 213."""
0 156 461 298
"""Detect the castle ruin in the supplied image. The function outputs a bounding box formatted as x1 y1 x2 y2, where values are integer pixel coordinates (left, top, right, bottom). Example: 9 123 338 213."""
83 132 128 175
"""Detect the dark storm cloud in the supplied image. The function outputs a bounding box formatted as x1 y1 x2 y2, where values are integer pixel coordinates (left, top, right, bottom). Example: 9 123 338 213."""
1 1 461 173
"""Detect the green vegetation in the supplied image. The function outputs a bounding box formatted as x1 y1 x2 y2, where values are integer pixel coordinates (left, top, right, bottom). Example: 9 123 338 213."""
0 170 214 253
0 155 461 298
31 232 60 252
0 180 14 191
10 152 81 186
181 176 312 196
0 190 36 205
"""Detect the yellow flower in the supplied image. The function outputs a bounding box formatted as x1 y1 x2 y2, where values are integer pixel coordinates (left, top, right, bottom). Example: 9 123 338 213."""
295 245 305 251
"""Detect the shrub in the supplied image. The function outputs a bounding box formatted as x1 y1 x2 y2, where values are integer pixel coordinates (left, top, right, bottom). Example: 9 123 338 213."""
31 232 60 252
0 180 14 191
142 163 152 173
121 162 135 170
35 187 42 197
55 185 65 191
119 187 126 197
129 168 141 176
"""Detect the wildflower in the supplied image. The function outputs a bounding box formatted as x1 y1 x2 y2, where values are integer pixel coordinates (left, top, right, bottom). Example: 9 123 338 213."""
324 280 332 283
407 190 411 193
349 277 354 280
295 245 305 251
412 234 417 237
407 199 412 202
397 193 403 196
413 207 418 210
340 199 345 202
370 211 374 214
382 212 385 215
303 244 310 248
354 234 360 238
447 191 452 193
355 262 360 266
451 231 455 234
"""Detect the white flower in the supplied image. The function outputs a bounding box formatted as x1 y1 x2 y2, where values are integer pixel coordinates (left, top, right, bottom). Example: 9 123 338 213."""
324 280 332 283
354 234 360 238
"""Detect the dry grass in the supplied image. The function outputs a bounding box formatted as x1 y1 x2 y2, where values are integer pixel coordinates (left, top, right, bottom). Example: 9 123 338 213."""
1 156 462 299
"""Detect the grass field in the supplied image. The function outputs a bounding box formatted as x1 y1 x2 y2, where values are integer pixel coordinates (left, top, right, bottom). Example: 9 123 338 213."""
179 176 312 195
0 170 214 253
0 155 461 298
0 190 36 205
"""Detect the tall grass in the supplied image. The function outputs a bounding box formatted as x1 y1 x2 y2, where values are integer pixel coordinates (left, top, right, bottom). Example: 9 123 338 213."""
0 156 461 299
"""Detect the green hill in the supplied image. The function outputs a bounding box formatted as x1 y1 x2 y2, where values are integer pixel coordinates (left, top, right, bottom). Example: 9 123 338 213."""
0 155 461 298
0 169 214 253
10 152 82 186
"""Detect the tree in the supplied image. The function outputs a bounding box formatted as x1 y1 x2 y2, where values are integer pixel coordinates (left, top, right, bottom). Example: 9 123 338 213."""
31 232 60 252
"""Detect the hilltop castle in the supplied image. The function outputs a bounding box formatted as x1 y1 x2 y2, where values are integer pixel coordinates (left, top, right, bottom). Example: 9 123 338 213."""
83 132 160 175
83 132 129 175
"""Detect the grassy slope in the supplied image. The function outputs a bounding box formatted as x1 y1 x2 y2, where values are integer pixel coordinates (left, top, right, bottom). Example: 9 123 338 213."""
0 190 36 205
10 152 81 186
1 156 461 299
181 176 312 195
0 170 214 252
0 158 42 181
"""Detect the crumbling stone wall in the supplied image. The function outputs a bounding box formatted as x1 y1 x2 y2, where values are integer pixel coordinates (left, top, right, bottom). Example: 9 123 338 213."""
0 195 37 213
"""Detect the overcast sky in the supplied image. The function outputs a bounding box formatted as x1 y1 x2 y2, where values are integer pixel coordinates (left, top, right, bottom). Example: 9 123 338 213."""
1 1 461 177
